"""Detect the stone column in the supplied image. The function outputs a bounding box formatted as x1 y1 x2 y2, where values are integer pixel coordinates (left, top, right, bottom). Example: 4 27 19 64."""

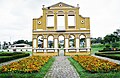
65 35 69 52
43 35 47 52
54 38 58 52
36 38 38 48
75 34 80 52
86 37 91 52
33 38 37 52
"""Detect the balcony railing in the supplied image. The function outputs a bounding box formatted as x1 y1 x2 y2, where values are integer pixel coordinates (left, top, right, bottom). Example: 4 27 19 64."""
33 48 91 52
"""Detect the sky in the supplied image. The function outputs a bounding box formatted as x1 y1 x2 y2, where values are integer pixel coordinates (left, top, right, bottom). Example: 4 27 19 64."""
0 0 120 43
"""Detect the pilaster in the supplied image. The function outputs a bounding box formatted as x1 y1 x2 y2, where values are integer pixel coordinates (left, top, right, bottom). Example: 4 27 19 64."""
65 11 68 29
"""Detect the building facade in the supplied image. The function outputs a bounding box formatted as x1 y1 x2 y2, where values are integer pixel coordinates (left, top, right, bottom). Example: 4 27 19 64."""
32 2 91 56
8 44 32 52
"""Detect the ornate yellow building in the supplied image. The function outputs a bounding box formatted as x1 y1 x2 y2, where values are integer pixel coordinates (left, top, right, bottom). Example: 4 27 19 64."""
32 2 91 56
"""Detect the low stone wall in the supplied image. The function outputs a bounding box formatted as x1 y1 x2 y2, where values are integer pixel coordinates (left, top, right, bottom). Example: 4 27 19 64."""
32 52 58 56
65 51 91 56
33 51 91 56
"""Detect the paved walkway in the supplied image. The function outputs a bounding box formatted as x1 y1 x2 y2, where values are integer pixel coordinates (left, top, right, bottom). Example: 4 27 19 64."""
92 54 120 64
44 56 80 78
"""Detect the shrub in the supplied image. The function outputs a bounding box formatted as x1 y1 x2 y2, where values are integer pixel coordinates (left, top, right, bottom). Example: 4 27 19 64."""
95 52 120 60
112 43 119 48
105 44 111 48
0 53 30 63
99 44 111 52
0 52 23 56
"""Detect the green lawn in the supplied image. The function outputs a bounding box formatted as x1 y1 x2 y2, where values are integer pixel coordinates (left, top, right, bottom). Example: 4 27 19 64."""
26 51 32 55
91 44 105 54
68 57 120 78
91 41 120 54
108 54 120 56
0 56 11 58
0 57 55 78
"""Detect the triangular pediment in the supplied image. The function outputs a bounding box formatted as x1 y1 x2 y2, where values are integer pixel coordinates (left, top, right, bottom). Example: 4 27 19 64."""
46 2 75 9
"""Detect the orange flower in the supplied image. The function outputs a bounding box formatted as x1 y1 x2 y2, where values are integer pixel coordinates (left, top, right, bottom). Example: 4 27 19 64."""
0 56 51 73
72 55 120 73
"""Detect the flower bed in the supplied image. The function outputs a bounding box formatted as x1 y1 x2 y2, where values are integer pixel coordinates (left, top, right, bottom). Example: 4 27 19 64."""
72 55 120 73
0 53 30 63
0 56 51 73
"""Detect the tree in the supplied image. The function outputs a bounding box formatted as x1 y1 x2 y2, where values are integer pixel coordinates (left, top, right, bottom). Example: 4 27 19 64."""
13 40 32 46
96 37 102 43
112 43 119 48
113 31 118 36
104 34 119 44
3 41 8 49
28 41 32 46
116 29 120 35
91 38 97 44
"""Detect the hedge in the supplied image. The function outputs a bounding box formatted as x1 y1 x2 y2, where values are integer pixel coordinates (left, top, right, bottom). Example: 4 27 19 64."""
95 53 120 60
0 53 30 63
99 49 120 52
0 52 23 56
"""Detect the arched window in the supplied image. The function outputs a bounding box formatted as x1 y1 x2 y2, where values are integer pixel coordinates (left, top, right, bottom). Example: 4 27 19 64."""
38 36 43 48
47 11 54 27
47 11 54 14
57 11 65 30
48 35 54 48
69 35 75 48
80 35 86 48
68 11 75 26
58 35 64 48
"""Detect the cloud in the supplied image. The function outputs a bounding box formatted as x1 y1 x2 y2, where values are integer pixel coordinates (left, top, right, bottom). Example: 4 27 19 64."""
0 0 120 43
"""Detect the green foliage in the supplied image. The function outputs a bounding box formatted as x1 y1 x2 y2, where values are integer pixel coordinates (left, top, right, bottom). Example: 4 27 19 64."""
0 52 30 63
104 44 111 51
0 52 22 56
13 40 32 46
105 44 111 48
92 28 120 45
95 52 120 60
91 44 104 48
112 43 119 48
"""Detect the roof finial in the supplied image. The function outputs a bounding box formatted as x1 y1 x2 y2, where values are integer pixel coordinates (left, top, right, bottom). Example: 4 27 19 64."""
77 4 79 7
42 5 45 8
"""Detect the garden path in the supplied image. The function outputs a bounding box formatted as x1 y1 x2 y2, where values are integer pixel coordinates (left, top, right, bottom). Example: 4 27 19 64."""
44 56 80 78
92 54 120 64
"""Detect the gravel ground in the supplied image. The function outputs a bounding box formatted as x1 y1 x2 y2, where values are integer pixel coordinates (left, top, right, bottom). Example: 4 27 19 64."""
44 56 80 78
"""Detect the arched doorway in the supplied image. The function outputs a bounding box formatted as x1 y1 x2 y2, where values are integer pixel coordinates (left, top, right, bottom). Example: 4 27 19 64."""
58 35 64 56
69 35 75 48
48 35 54 48
58 35 64 48
38 35 43 48
80 35 86 48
